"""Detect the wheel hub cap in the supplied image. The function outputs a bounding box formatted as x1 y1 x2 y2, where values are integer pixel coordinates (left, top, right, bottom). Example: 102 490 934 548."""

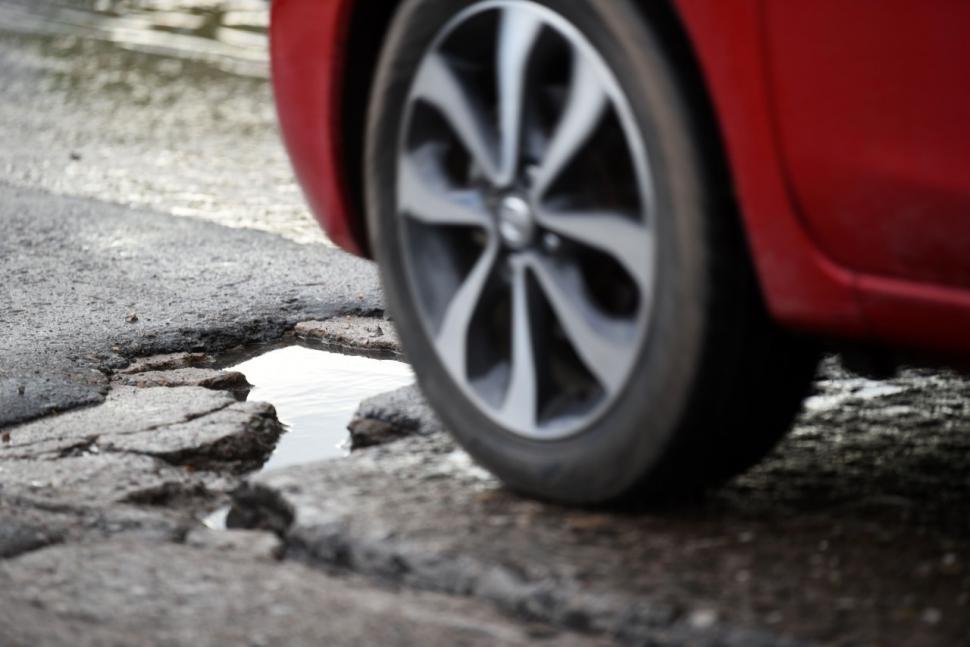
497 195 536 250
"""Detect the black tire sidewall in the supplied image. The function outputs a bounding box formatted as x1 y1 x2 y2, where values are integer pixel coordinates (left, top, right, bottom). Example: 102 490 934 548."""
366 0 712 503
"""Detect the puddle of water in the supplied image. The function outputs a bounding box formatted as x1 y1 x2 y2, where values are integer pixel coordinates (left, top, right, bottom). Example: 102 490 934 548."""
202 505 230 530
231 346 415 471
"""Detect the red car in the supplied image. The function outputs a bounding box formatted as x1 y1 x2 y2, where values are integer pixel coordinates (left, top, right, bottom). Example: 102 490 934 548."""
271 0 970 504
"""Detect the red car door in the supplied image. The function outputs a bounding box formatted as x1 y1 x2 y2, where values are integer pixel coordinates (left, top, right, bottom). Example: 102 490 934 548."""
764 0 970 290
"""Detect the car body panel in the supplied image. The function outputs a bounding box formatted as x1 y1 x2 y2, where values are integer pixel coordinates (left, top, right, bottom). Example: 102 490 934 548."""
764 0 970 291
671 0 867 338
271 0 970 357
271 0 364 255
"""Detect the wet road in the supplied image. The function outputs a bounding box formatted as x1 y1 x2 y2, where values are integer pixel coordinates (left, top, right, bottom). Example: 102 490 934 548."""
1 2 969 646
0 0 322 244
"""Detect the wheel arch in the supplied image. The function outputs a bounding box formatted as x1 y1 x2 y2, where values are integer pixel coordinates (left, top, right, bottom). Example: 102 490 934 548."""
338 2 404 257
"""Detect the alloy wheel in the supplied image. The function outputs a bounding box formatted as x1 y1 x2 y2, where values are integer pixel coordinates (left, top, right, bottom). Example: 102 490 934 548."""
396 0 657 439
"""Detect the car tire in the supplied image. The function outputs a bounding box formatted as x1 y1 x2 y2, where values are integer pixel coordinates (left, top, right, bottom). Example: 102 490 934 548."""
365 0 819 504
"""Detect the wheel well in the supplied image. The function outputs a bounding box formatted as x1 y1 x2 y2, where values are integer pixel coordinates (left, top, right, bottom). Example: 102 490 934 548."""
339 0 737 254
627 1 735 203
341 1 404 255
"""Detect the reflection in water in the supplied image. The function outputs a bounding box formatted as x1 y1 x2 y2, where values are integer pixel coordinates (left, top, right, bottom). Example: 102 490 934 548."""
0 0 269 77
231 346 415 471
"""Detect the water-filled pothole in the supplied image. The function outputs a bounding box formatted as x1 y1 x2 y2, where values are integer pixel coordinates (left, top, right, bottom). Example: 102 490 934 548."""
230 345 414 471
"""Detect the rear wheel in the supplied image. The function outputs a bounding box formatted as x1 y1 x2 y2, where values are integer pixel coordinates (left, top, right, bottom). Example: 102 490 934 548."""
366 0 818 504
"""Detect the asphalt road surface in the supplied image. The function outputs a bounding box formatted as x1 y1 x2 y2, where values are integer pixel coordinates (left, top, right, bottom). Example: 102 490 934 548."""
1 2 968 646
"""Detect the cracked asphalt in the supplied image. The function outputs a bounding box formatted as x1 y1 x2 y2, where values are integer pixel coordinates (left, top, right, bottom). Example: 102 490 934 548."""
1 2 969 646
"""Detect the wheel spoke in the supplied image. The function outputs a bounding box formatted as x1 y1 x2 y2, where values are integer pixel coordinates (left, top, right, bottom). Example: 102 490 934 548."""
531 53 608 198
399 153 492 228
496 6 544 186
536 208 653 288
436 241 500 378
528 255 632 394
501 259 538 427
412 52 499 181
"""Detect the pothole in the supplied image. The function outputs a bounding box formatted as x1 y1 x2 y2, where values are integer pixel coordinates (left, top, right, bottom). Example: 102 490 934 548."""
229 346 414 471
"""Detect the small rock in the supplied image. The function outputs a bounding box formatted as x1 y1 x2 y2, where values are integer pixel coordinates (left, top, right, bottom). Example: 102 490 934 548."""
1 431 11 444
126 312 139 323
3 385 236 461
294 316 401 356
99 401 281 473
348 417 407 449
227 484 295 535
347 385 438 450
115 367 248 390
121 352 208 374
921 608 942 625
69 151 82 161
16 384 25 396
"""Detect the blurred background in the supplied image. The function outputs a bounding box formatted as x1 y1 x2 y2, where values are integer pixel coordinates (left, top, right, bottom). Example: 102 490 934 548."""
0 0 326 243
